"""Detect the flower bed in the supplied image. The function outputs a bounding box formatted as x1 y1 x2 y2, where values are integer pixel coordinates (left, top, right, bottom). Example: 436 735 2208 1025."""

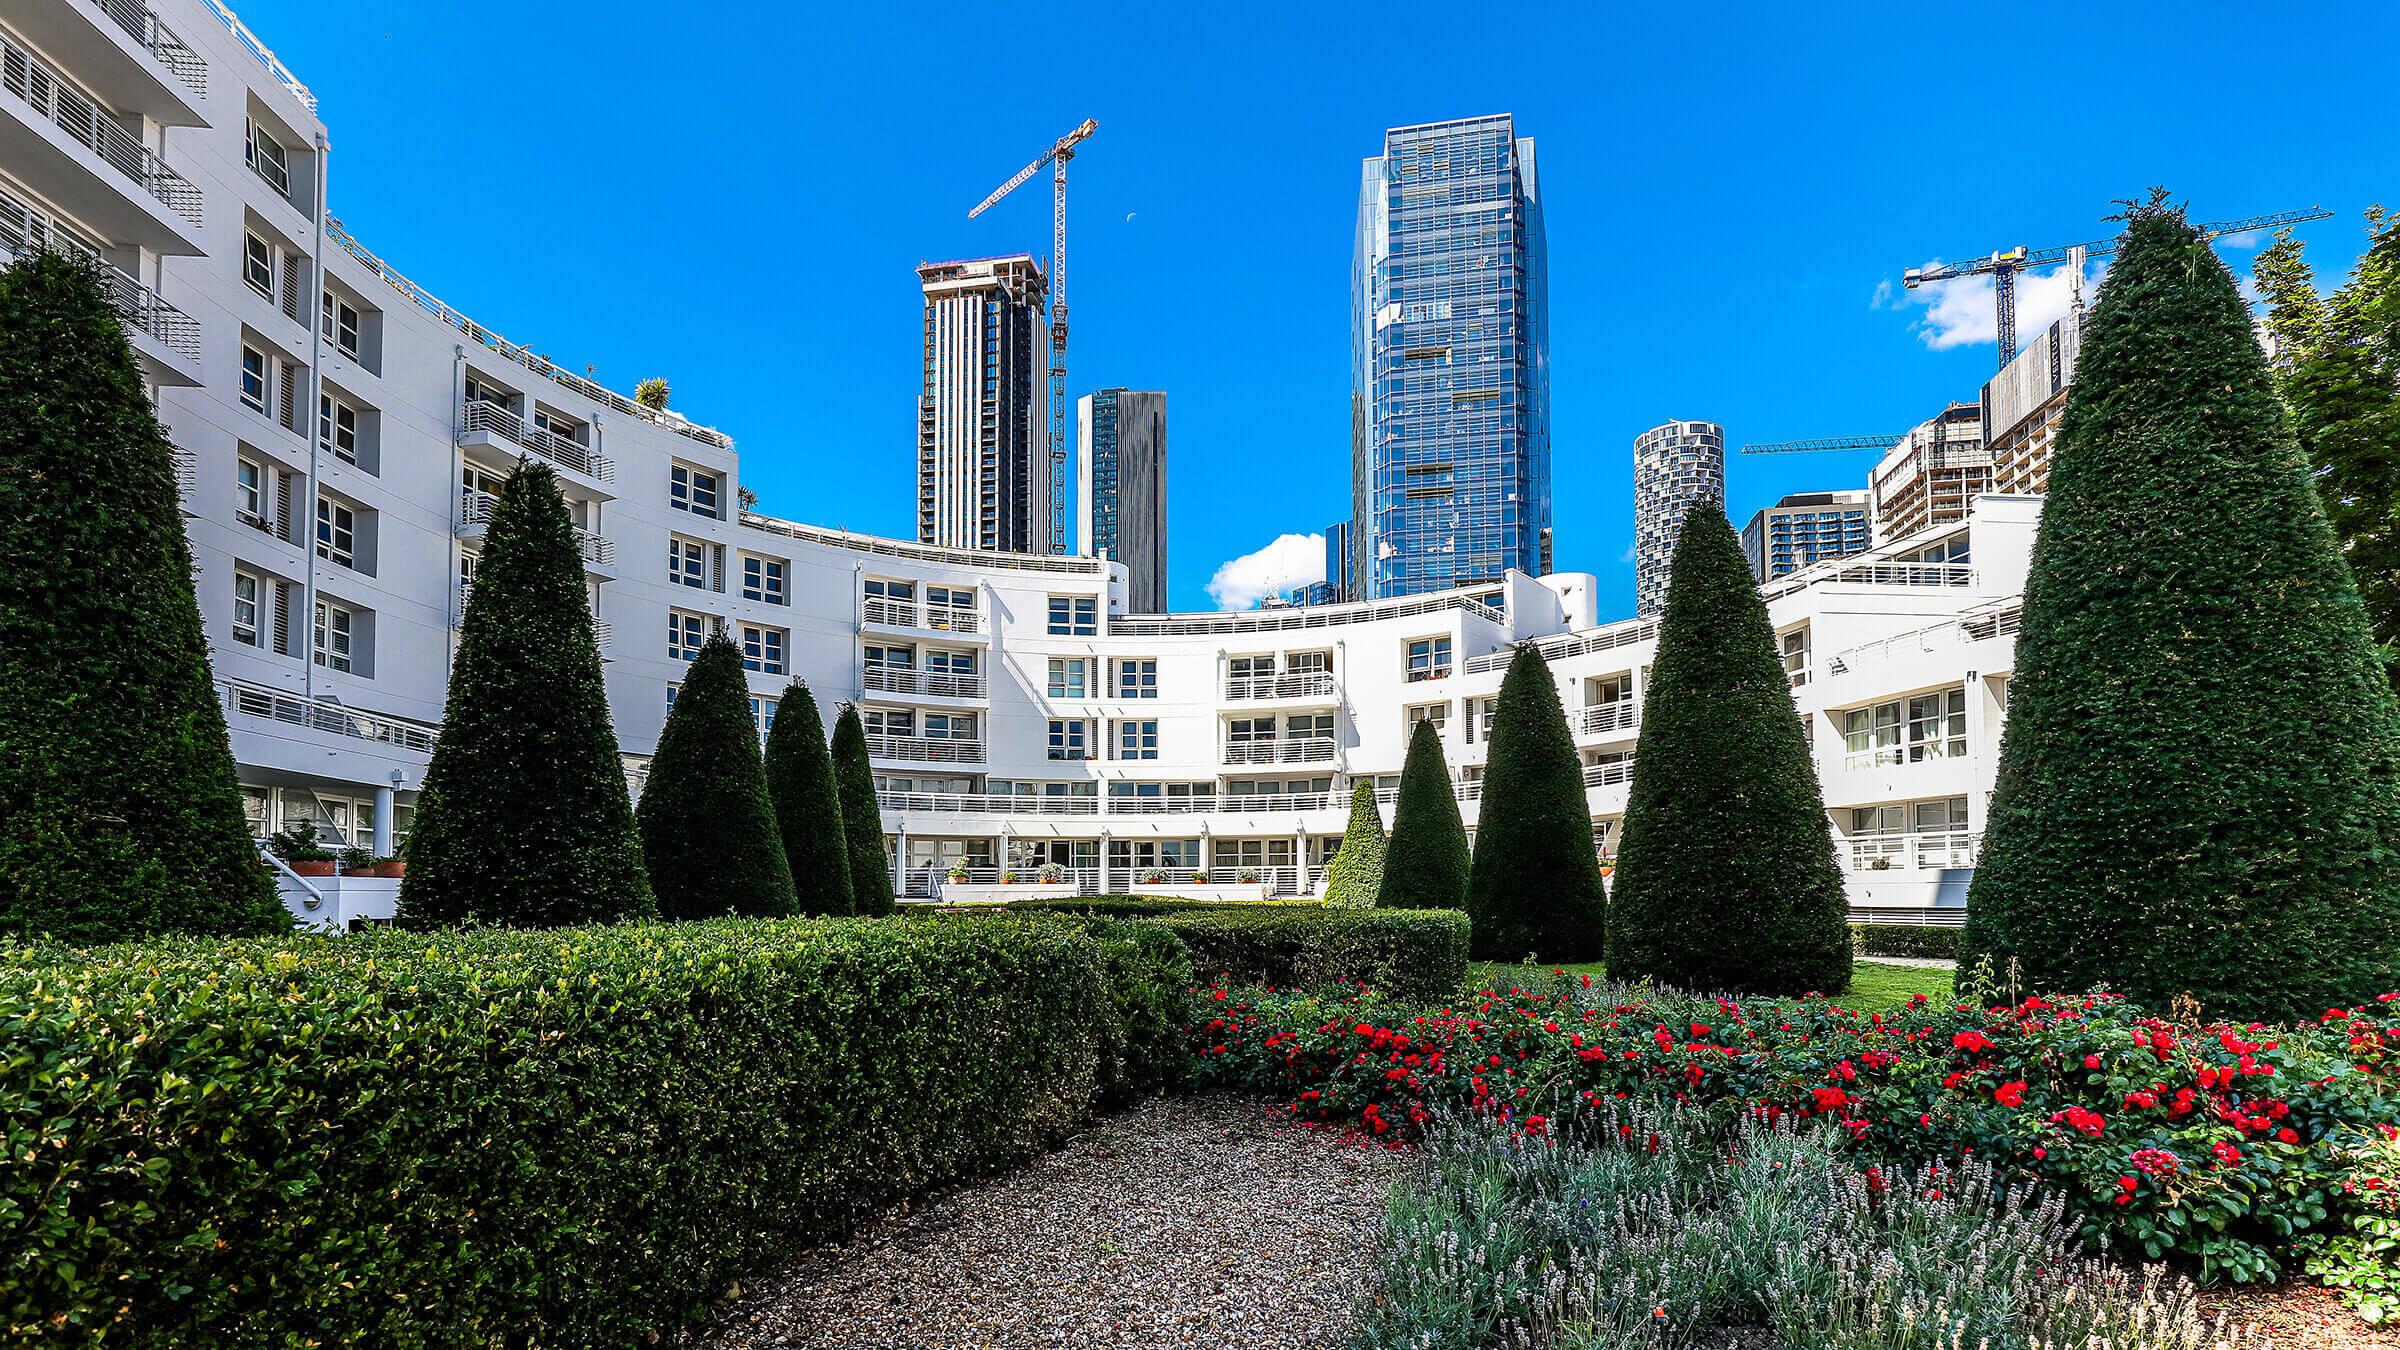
1 915 1188 1349
1192 970 2400 1284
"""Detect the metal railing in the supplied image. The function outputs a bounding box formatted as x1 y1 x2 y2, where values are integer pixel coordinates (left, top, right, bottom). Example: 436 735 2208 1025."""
323 217 732 449
1463 620 1659 675
862 666 987 699
1 35 202 224
460 400 615 482
1110 591 1505 638
1847 832 1981 872
1582 759 1636 789
865 733 985 764
880 792 1099 815
1575 701 1639 738
457 489 613 567
1760 560 1979 604
1224 671 1338 701
859 597 981 633
92 0 206 96
875 789 1345 816
1828 602 2024 676
743 513 1107 575
1 231 202 360
200 0 311 110
1222 737 1338 766
219 677 439 753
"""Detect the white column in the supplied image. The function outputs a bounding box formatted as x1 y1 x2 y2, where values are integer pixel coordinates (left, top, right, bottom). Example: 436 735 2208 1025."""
372 785 395 857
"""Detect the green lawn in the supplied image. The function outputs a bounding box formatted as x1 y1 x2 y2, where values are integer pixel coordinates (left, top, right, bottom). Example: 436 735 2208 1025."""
1464 959 1953 1014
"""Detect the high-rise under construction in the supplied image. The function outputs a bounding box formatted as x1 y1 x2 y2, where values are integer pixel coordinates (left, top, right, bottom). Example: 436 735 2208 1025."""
916 255 1053 553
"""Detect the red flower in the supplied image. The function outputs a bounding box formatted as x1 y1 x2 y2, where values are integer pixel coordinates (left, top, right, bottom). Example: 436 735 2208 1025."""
2276 1128 2299 1144
2084 1054 2102 1070
1813 1086 1848 1112
2213 1142 2243 1165
1994 1081 2027 1108
1953 1030 1995 1053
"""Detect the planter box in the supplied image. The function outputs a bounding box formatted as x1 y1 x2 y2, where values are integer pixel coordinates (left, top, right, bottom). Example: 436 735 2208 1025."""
940 882 1080 906
288 859 337 877
1124 885 1272 904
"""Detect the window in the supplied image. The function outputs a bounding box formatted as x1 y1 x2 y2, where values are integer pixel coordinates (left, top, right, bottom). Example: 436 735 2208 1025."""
239 345 267 413
924 712 973 741
741 556 787 605
235 458 264 524
314 497 354 568
864 642 914 671
864 578 916 602
1047 657 1088 699
1286 650 1331 675
1227 716 1277 743
321 292 360 359
312 600 352 672
666 683 678 715
668 612 704 661
1117 659 1158 698
1047 719 1091 760
1780 628 1810 688
1405 636 1453 681
1465 696 1497 744
244 232 275 298
465 376 513 410
1906 689 1967 761
750 696 779 740
864 708 915 738
1842 702 1902 766
742 626 785 675
245 118 290 195
1110 839 1201 872
317 394 357 463
668 536 706 589
1228 654 1274 680
670 464 720 516
1406 702 1449 734
232 572 261 647
1048 595 1097 635
1115 720 1159 760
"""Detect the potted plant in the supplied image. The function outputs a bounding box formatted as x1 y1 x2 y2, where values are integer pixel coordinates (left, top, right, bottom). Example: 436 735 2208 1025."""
1139 869 1165 885
370 854 406 879
268 821 337 877
633 378 670 410
1001 870 1020 884
946 864 970 885
336 845 373 875
1867 855 1894 871
1037 862 1065 885
1189 870 1208 884
1238 868 1260 884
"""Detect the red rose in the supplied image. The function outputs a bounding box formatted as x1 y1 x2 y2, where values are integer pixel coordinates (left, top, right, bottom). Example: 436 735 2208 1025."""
1994 1081 2027 1107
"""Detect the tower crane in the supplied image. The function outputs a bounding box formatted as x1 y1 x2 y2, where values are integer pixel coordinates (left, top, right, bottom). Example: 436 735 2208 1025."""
969 118 1099 555
1743 434 1908 456
1903 206 2333 369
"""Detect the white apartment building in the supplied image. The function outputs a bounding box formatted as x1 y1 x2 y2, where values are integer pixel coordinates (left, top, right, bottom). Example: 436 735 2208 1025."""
7 0 2033 930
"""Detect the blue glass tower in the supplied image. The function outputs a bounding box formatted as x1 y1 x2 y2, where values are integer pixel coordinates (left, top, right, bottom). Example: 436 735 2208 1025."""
1352 115 1550 599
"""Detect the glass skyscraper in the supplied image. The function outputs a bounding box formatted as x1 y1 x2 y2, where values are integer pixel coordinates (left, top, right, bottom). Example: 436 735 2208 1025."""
1352 115 1550 599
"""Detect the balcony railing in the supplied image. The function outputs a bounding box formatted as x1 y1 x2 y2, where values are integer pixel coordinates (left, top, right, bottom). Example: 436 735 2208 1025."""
862 666 987 700
875 790 1343 816
2 232 201 359
1222 737 1338 766
458 489 613 567
91 1 207 96
1582 759 1636 789
460 400 615 482
1575 701 1639 738
1847 832 1981 873
880 791 1098 815
199 0 312 110
865 733 985 764
218 678 438 754
1224 671 1338 701
859 597 980 633
1842 743 1966 772
1464 620 1658 675
1827 603 2023 676
0 34 202 224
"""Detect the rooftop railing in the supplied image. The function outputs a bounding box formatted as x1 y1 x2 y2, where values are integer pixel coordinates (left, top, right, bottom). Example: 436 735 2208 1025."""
91 0 206 96
1112 591 1505 638
460 400 614 482
744 512 1106 575
1826 602 2023 676
1759 559 1978 605
1463 620 1658 675
218 678 438 754
200 0 311 110
2 34 202 224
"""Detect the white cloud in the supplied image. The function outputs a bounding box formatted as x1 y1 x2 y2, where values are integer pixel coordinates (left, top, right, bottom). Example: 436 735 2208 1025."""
1885 259 2107 351
1205 533 1325 611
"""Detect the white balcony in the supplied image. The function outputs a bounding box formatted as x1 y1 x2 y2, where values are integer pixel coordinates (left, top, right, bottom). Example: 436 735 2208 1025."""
866 733 985 765
218 678 438 756
860 597 981 635
1581 759 1636 790
458 400 615 484
1222 737 1338 767
1575 701 1639 739
875 789 1343 817
1847 832 1980 873
1842 743 1966 772
0 31 201 254
456 489 614 570
879 791 1099 815
0 1 204 130
1223 671 1339 702
862 666 987 700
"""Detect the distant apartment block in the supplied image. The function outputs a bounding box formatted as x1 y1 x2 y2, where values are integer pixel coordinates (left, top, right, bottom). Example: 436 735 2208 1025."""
1743 491 1872 583
1632 420 1725 616
1352 114 1550 599
1077 388 1166 613
1984 311 2082 498
917 255 1053 554
1870 403 1988 544
1323 519 1356 603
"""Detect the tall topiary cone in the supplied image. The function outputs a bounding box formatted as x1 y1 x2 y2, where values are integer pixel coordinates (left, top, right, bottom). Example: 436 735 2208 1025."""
1464 644 1607 962
635 632 796 920
1378 717 1471 910
1961 193 2400 1021
762 680 853 917
1323 781 1389 908
1608 500 1850 995
0 253 288 942
829 704 897 916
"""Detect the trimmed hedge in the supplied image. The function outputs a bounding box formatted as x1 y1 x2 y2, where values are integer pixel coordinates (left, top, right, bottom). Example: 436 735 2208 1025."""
1 917 1186 1348
1156 908 1469 1001
1853 925 1963 960
997 896 1326 918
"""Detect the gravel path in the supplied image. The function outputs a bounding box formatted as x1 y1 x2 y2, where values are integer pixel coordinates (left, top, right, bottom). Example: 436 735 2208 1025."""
688 1094 1406 1350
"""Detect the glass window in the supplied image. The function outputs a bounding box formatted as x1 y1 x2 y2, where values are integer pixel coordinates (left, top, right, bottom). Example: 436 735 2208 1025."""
1047 719 1090 760
1047 657 1087 699
245 118 289 195
1116 720 1159 760
743 626 785 675
244 233 275 298
235 458 263 523
232 572 261 647
1048 595 1097 635
321 292 361 359
670 464 720 516
240 346 267 413
751 696 778 739
1405 636 1453 681
668 537 706 588
865 643 915 670
312 600 352 672
314 497 354 568
1406 702 1448 733
668 612 704 661
318 395 358 463
1117 659 1158 698
742 556 786 604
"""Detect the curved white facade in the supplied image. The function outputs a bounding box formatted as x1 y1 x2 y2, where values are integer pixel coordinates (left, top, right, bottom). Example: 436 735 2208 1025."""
7 0 2035 928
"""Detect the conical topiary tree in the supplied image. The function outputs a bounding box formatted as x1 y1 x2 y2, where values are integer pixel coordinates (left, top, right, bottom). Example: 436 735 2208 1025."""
829 704 896 916
762 680 853 917
1378 717 1471 910
0 252 288 943
1463 644 1608 962
398 459 652 928
1607 499 1850 996
1323 781 1389 908
1961 194 2400 1021
635 632 796 921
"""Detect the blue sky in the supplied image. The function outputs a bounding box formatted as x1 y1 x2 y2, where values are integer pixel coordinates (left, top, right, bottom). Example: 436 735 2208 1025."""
237 0 2397 619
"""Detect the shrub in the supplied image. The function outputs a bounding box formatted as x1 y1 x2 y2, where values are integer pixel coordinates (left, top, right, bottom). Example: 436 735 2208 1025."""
1000 896 1325 918
1853 925 1963 960
1380 717 1472 910
1161 908 1467 1001
829 705 897 917
1464 645 1606 963
1323 781 1388 908
637 633 795 920
1962 196 2400 1022
761 681 853 917
0 251 287 943
0 917 1183 1348
633 377 670 410
2308 1122 2400 1323
1610 499 1851 996
398 459 651 928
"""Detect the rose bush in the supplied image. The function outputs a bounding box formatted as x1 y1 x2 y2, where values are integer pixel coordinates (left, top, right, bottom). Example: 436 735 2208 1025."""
1190 971 2400 1283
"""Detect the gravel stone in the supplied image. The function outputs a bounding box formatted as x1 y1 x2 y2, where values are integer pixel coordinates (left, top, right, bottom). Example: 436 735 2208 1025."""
685 1093 1404 1350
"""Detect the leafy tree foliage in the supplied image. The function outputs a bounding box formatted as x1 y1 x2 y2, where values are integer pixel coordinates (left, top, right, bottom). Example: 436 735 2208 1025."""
1463 644 1607 962
830 704 897 917
0 253 289 942
1607 500 1850 995
762 681 854 917
1323 781 1389 908
1378 717 1471 910
1962 196 2400 1021
635 633 795 920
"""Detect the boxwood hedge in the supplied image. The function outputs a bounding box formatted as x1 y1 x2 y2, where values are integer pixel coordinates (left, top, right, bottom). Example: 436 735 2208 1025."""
1154 908 1469 1001
1 916 1186 1348
1852 924 1963 960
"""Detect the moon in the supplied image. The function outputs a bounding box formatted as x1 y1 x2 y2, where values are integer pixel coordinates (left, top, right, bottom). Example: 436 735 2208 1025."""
1125 212 1136 222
